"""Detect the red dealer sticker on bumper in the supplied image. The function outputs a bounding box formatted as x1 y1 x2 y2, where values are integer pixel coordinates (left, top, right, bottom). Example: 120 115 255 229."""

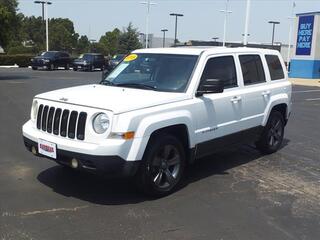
38 139 57 159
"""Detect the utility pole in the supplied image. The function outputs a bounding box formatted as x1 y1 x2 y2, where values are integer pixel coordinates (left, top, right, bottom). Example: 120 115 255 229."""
287 1 296 70
161 29 168 48
243 0 251 46
220 0 232 47
170 13 184 47
268 21 280 46
34 1 52 51
140 0 156 48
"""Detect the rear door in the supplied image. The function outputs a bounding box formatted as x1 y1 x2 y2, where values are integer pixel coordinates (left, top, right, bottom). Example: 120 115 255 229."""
236 54 270 129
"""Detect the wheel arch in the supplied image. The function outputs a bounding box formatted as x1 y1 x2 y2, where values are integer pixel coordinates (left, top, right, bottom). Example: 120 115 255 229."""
262 95 290 126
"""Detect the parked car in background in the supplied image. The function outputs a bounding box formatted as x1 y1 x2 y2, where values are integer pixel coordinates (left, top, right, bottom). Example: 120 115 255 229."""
31 51 72 71
73 53 106 72
109 54 126 70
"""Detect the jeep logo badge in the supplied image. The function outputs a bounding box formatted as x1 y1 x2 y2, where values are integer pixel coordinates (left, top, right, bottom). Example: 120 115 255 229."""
59 97 68 102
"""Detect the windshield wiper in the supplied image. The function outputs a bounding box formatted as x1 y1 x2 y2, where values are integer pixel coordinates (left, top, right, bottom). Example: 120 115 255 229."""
100 80 115 86
115 83 157 91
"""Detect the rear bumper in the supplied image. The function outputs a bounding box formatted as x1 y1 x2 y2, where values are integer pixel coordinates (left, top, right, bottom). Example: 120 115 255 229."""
23 136 140 178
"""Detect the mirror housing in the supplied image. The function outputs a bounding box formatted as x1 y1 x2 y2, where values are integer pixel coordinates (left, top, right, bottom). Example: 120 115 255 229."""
196 79 224 97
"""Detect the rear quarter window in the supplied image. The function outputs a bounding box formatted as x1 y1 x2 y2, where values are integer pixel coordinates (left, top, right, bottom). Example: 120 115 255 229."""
265 55 285 80
239 55 266 85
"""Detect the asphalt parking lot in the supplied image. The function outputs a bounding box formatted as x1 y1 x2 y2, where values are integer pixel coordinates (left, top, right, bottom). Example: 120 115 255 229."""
0 68 319 240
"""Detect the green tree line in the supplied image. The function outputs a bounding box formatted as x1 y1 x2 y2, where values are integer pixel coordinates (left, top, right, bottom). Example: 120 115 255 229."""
0 0 142 55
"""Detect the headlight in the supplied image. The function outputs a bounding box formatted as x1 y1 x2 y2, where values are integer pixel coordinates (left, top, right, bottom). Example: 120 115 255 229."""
43 59 50 63
30 100 38 121
93 113 110 134
83 60 88 65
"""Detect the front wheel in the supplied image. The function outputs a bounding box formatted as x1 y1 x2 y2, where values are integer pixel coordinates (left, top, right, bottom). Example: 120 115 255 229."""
256 111 285 154
136 134 186 197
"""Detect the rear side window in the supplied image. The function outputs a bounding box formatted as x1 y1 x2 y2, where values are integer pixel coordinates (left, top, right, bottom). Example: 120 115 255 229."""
201 56 238 89
239 55 266 85
265 55 285 80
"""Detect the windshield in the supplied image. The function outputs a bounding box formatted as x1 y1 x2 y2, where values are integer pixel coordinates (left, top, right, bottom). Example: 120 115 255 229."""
101 53 198 92
112 55 125 61
41 51 57 58
81 54 94 61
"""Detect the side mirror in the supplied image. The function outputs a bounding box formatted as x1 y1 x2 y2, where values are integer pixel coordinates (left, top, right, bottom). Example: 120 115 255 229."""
196 79 224 97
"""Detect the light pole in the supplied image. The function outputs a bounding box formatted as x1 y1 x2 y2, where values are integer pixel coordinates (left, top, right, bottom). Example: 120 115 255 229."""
170 13 184 46
161 29 168 48
140 0 156 48
220 0 232 47
268 21 280 46
212 37 219 42
287 1 296 69
34 1 52 51
243 0 251 46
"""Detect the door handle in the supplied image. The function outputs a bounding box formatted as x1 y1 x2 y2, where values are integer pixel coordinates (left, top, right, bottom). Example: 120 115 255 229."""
230 96 242 103
262 90 271 97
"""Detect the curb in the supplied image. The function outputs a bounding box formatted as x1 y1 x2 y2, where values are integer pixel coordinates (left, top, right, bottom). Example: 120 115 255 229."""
0 64 19 68
289 78 320 88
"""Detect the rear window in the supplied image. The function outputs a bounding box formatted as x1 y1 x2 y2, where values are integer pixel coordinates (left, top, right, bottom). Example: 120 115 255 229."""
239 55 266 85
265 55 285 80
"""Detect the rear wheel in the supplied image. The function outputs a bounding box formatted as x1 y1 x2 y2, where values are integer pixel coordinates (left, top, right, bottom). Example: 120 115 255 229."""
73 67 77 71
136 134 186 197
256 111 285 154
32 67 37 70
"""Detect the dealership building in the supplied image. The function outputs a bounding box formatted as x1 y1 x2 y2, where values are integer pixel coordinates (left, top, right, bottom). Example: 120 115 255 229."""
289 11 320 79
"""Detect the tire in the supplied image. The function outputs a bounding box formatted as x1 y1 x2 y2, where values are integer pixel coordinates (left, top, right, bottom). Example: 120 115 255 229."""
88 65 93 72
136 134 186 197
73 67 78 71
32 67 37 70
256 111 285 154
49 64 54 71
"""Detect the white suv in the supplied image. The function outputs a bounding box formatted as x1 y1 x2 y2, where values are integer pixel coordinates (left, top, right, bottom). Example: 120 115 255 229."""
23 47 292 196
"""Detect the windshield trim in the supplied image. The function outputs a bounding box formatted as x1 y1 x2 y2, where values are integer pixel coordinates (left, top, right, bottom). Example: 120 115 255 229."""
100 53 200 93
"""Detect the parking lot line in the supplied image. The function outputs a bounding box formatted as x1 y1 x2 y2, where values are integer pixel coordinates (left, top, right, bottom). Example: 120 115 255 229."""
306 98 320 101
293 90 320 93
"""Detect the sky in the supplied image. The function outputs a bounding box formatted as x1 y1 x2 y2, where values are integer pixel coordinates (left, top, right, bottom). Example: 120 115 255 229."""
18 0 320 44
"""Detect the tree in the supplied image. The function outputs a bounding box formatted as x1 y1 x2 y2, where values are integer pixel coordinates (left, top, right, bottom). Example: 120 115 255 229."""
48 18 78 53
0 0 20 50
76 35 90 54
118 23 142 54
99 28 120 56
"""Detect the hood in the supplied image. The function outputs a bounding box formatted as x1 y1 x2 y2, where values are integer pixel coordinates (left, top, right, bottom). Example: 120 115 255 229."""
35 84 190 114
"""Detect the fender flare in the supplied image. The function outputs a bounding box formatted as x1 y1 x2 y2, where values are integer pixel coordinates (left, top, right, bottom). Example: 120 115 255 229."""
126 110 194 161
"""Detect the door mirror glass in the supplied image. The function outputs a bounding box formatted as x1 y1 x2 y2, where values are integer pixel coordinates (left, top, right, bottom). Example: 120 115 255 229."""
196 79 224 97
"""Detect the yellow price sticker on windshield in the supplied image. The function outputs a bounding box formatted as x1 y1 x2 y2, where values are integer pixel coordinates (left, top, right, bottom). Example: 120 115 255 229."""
124 54 138 62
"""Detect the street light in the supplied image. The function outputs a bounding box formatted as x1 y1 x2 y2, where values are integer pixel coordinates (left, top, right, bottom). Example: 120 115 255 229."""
243 0 251 46
34 1 52 51
268 21 280 46
140 0 156 48
219 0 232 47
161 29 168 48
287 1 296 70
170 13 184 47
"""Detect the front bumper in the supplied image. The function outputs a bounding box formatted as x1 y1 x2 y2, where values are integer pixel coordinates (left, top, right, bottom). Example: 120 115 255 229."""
23 136 140 177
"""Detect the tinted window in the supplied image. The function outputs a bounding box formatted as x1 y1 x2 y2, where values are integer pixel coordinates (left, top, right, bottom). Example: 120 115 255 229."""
200 56 238 89
102 54 198 93
265 55 285 80
239 55 266 85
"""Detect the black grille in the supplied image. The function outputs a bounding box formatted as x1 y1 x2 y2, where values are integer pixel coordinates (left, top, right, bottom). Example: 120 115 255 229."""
36 104 87 140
